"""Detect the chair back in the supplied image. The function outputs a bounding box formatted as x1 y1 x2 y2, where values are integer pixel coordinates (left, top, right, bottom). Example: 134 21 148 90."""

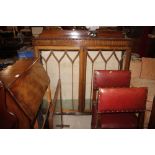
98 87 148 113
93 70 131 90
93 70 131 101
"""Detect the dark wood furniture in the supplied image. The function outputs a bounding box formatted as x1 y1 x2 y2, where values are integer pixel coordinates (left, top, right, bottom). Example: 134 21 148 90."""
148 96 155 128
33 29 134 113
92 87 148 129
0 58 50 128
0 81 18 128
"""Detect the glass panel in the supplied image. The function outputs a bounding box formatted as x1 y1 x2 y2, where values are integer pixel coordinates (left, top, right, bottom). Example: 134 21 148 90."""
41 51 79 112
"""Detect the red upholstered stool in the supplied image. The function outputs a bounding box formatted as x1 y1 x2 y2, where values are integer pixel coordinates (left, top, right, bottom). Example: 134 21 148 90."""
92 87 148 129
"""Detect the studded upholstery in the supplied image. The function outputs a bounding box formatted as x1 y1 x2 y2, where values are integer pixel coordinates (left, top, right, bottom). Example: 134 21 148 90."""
92 87 147 129
92 70 147 129
98 88 147 112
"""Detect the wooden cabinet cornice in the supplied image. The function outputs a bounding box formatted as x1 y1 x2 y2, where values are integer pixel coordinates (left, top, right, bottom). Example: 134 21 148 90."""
32 29 133 49
0 58 50 128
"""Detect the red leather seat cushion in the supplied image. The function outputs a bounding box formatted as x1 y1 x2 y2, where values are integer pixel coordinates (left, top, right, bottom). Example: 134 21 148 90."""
100 113 138 129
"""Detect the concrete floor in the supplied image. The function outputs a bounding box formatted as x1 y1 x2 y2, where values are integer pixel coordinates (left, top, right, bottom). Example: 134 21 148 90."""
62 115 92 129
52 115 92 129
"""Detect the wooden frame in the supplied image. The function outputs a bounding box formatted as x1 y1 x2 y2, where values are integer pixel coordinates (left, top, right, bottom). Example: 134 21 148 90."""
33 29 133 112
48 79 63 129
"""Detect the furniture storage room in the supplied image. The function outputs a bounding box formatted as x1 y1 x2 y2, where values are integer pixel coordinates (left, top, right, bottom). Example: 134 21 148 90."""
0 26 155 129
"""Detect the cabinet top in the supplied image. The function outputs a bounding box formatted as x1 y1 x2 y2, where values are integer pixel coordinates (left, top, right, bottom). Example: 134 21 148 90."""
34 29 126 39
32 30 133 48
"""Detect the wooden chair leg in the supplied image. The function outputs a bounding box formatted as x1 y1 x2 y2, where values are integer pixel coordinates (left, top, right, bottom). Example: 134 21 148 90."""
138 112 145 129
148 96 155 129
91 101 98 129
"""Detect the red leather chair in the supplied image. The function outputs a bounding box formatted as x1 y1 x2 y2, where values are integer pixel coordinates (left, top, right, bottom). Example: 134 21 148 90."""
92 70 132 128
93 70 131 102
92 87 148 129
